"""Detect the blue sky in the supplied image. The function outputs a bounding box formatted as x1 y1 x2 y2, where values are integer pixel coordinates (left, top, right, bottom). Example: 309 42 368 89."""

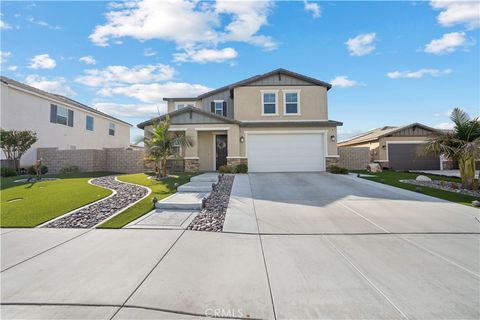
1 0 479 141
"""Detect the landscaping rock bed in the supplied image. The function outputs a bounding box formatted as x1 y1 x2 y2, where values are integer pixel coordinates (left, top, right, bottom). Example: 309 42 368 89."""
187 175 234 232
43 176 148 228
400 179 480 198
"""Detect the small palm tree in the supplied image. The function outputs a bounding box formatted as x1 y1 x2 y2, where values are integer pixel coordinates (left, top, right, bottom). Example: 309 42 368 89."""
424 108 480 189
139 116 192 178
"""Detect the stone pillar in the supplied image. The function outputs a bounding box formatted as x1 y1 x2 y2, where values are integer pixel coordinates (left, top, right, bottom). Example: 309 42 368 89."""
184 158 200 172
184 128 199 172
325 156 339 169
227 157 248 167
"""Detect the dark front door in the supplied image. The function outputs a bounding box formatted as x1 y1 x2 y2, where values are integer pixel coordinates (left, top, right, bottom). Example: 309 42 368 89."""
215 135 228 170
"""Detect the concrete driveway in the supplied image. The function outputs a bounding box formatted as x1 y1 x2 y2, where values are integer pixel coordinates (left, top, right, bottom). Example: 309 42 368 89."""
2 173 480 319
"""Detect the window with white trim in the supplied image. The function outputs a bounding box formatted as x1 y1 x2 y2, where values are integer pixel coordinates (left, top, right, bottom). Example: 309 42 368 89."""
175 102 195 110
262 91 277 115
284 91 300 115
214 101 224 115
109 123 115 136
86 115 94 131
56 106 69 125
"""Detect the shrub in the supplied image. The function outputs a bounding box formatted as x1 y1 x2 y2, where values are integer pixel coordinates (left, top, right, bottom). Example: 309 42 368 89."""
219 165 232 173
27 165 48 175
328 165 349 174
235 163 248 173
1 167 17 177
59 165 80 174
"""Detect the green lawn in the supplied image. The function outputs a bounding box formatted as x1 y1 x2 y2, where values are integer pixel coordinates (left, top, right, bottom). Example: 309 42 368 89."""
97 172 194 229
352 170 479 207
0 172 114 227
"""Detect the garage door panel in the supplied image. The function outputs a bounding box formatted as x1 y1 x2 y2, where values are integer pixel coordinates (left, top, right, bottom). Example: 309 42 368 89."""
388 143 440 170
247 133 325 172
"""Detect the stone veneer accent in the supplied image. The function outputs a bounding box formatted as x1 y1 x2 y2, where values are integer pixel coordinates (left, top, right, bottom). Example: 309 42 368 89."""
338 147 370 170
184 158 200 172
37 147 144 174
227 157 248 167
325 156 340 169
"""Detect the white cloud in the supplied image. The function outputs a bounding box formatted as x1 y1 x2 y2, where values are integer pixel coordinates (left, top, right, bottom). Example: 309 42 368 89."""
430 1 480 29
0 19 11 30
7 65 18 71
434 122 455 130
93 102 164 118
26 16 62 29
79 56 96 65
75 64 175 87
28 54 56 69
329 75 359 88
0 51 12 64
345 33 376 56
143 48 156 57
89 0 276 53
424 32 468 54
387 68 452 79
98 82 211 103
304 1 321 18
434 109 454 117
174 47 238 63
25 75 76 97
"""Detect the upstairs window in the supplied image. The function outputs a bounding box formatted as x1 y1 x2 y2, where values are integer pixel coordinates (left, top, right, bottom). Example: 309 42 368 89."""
86 115 94 131
284 91 300 115
109 123 115 136
261 91 278 115
175 102 195 110
211 100 226 116
50 104 74 127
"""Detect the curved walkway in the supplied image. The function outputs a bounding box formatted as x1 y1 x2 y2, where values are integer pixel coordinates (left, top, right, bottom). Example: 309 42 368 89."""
42 176 149 229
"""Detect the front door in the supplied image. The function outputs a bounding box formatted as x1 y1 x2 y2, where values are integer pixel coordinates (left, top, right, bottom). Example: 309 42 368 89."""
215 135 228 170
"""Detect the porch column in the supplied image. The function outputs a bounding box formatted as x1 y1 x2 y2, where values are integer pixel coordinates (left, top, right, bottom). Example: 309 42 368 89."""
184 127 199 172
226 126 246 167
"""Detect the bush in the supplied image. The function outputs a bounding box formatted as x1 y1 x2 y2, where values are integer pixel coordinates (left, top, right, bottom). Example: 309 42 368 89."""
27 165 48 175
59 165 80 174
1 167 17 177
218 165 232 173
328 165 349 174
235 163 248 173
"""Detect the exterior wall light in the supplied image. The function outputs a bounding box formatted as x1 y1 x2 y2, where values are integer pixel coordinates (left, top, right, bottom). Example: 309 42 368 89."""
330 135 336 142
240 136 245 143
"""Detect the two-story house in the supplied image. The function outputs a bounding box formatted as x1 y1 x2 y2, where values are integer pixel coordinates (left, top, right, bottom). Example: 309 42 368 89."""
1 76 132 168
138 69 342 172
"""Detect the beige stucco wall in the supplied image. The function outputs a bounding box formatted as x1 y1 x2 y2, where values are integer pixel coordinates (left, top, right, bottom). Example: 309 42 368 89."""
239 126 338 156
233 86 328 121
197 131 214 171
0 83 131 167
378 136 430 161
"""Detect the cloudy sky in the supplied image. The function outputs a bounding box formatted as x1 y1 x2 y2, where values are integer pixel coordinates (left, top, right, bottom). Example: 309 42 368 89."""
1 0 479 141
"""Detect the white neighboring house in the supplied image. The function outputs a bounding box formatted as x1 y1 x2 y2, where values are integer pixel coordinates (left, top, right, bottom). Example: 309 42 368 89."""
0 76 131 168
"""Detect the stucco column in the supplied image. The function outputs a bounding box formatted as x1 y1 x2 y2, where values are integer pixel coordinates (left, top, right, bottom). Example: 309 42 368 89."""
227 125 240 157
184 127 199 172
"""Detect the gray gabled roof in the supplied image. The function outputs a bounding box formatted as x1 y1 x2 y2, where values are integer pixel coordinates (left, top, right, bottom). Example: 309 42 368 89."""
137 106 240 129
197 68 332 99
0 75 132 126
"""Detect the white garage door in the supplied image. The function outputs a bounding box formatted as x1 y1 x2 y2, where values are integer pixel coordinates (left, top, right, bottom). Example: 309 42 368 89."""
247 133 325 172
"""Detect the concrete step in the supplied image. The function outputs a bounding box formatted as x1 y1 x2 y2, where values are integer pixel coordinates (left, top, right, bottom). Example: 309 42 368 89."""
190 173 219 183
177 181 214 193
156 192 209 210
126 209 198 228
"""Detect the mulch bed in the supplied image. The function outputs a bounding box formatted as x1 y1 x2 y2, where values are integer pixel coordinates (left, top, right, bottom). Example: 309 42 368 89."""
400 179 480 198
187 175 235 232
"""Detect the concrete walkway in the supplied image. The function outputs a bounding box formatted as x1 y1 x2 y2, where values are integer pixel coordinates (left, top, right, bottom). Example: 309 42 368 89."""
1 173 479 319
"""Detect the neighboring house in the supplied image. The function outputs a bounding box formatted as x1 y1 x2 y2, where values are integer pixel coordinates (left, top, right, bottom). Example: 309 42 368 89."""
0 76 131 167
338 123 446 170
138 68 342 173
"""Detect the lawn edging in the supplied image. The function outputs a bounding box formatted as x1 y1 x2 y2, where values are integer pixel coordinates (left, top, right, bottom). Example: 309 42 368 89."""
92 177 152 228
36 177 117 228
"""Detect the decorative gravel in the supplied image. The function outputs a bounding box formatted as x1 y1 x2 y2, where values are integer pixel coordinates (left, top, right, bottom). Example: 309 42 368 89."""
43 176 148 228
187 175 234 232
400 179 480 198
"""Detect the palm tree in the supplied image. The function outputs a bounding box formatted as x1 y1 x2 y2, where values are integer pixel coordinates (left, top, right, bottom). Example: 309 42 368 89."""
424 108 480 189
140 116 192 178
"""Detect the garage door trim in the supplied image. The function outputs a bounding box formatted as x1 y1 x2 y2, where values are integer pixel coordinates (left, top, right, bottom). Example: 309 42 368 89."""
245 130 329 172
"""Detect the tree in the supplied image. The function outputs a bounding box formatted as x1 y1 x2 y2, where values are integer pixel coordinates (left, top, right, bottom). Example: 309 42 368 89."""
424 108 480 189
0 129 38 172
140 116 192 178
